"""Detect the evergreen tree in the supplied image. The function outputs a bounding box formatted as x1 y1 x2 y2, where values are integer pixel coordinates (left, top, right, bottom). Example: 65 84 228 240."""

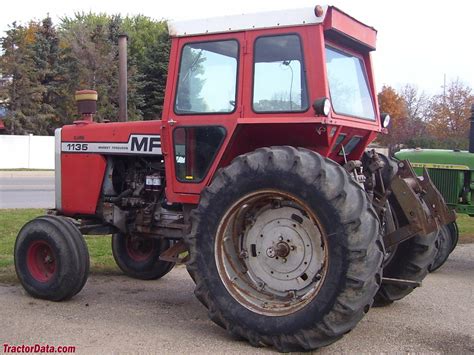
1 22 44 134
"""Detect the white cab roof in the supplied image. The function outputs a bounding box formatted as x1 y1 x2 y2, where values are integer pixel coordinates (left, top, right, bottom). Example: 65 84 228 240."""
168 6 328 37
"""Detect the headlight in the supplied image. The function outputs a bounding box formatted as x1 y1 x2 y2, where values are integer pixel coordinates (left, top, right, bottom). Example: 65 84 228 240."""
381 113 391 128
313 97 331 117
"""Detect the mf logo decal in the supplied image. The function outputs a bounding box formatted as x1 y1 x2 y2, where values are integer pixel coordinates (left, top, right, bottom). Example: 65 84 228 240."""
130 135 161 153
62 134 162 155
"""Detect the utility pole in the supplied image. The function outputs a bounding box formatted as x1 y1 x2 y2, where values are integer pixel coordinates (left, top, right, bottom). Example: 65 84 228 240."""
443 73 446 104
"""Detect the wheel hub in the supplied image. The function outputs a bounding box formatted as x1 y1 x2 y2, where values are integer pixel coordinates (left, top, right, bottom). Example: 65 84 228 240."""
26 240 56 282
267 241 291 258
245 206 323 292
126 235 155 262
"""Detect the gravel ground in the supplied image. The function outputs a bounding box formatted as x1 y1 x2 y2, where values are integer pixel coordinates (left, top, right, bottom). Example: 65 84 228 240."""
1 244 473 354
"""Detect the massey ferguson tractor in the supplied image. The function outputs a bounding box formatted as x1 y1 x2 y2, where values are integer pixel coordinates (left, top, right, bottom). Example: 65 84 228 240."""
14 6 455 352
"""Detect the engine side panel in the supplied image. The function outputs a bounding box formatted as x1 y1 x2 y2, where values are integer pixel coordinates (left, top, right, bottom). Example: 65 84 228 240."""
61 154 106 215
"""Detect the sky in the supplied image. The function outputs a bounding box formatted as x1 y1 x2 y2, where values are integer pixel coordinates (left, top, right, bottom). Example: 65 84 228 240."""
1 0 473 95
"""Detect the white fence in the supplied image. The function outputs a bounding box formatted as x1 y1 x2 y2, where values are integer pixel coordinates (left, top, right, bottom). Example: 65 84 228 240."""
0 135 54 169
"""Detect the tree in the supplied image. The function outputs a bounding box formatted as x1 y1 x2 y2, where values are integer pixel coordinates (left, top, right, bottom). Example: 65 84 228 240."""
122 16 170 119
0 14 172 134
59 13 170 122
427 79 473 149
398 84 430 147
376 85 408 150
0 21 45 134
59 13 124 122
31 17 64 134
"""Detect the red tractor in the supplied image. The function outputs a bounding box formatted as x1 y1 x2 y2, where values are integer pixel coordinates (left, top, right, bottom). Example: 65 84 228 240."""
14 6 454 351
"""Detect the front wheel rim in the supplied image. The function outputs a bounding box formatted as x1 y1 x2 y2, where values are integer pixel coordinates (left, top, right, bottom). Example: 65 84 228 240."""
125 235 155 262
215 190 328 316
26 240 57 282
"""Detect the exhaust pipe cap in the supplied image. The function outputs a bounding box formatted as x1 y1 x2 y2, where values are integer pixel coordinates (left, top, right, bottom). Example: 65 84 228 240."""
75 90 98 117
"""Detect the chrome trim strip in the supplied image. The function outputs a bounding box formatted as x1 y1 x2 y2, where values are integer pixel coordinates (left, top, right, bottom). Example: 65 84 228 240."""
54 128 62 211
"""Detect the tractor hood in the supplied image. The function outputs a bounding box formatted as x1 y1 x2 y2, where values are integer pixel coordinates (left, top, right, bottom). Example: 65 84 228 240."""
61 120 163 156
55 120 163 214
396 149 474 171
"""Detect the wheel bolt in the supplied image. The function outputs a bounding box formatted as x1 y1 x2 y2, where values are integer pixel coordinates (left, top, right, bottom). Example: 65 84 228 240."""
239 250 248 259
266 247 276 258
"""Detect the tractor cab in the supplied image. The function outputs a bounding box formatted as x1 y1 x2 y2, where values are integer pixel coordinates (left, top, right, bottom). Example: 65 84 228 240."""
163 5 383 204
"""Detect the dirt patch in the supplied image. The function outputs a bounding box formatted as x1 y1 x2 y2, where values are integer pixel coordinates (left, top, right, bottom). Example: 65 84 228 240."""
0 265 18 284
459 234 474 244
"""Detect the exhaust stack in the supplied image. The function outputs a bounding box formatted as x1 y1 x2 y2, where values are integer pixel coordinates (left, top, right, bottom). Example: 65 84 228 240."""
118 34 128 122
470 104 474 153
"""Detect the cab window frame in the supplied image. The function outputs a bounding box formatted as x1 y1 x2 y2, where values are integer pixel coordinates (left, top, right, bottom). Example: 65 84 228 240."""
324 43 376 121
173 38 240 116
172 125 227 183
251 33 310 114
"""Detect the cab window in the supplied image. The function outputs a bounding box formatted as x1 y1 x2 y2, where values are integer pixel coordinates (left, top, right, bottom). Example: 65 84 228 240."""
173 126 226 182
253 34 308 113
325 46 375 120
175 40 239 114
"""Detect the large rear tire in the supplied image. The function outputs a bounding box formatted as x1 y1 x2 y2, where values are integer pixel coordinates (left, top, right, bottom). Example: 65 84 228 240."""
447 221 459 254
429 224 452 272
429 221 459 272
112 233 175 280
14 216 90 301
375 228 437 306
185 147 383 351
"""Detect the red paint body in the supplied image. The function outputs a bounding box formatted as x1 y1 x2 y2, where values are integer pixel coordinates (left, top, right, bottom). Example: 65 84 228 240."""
58 7 381 215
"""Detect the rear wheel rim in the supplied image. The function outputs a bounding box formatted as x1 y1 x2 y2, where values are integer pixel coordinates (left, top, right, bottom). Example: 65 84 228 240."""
26 240 56 282
215 189 328 316
125 235 155 262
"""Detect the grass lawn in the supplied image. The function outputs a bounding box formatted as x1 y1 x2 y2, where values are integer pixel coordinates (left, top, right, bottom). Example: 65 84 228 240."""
0 209 119 283
0 208 473 284
454 214 474 243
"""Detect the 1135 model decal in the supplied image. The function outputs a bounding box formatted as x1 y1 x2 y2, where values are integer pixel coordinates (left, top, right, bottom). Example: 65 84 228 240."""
61 134 162 155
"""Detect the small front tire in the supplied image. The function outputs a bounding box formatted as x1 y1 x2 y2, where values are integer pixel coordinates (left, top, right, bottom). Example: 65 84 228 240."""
14 216 89 301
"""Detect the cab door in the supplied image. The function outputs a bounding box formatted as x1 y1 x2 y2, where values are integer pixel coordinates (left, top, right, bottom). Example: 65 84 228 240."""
162 33 244 204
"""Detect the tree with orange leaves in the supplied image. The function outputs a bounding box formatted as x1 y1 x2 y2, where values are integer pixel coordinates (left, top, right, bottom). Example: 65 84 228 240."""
377 85 408 150
427 79 473 149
